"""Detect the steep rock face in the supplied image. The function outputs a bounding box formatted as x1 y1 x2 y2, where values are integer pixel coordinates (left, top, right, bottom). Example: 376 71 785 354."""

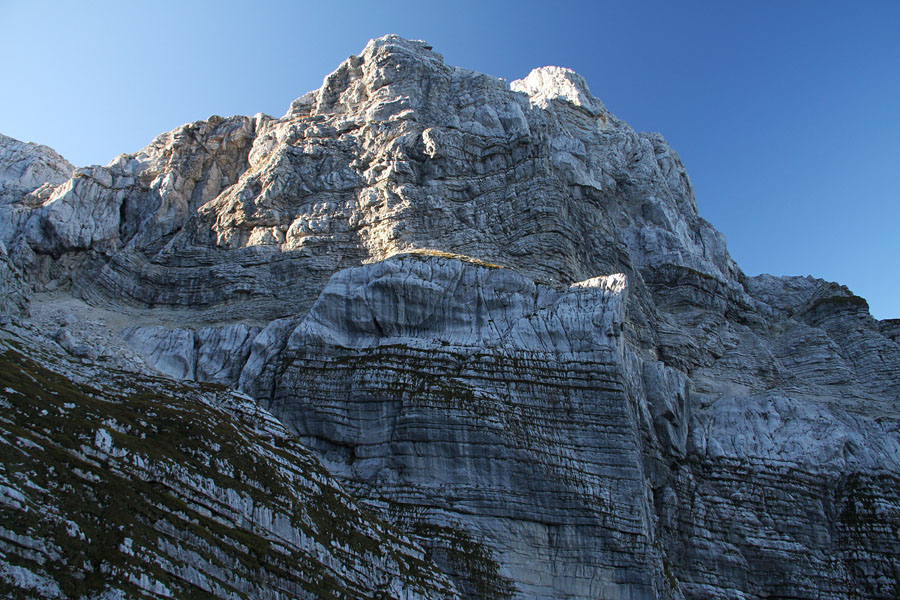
250 256 900 599
265 256 668 599
0 134 75 314
2 35 899 600
13 36 736 327
0 243 27 315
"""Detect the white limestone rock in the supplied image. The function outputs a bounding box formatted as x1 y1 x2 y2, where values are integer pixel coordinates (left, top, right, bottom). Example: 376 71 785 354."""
3 35 737 326
0 241 28 315
294 256 625 353
510 65 609 116
0 134 75 314
692 394 900 470
0 133 73 195
271 255 662 599
123 325 197 380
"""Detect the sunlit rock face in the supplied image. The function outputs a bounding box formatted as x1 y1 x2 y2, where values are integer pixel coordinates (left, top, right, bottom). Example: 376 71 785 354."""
2 35 899 599
0 133 75 314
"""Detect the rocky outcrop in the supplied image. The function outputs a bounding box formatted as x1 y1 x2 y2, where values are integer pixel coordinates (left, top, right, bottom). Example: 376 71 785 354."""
0 242 27 316
0 134 75 315
0 133 74 215
249 255 899 599
123 323 261 383
1 35 898 599
265 256 664 598
9 37 735 328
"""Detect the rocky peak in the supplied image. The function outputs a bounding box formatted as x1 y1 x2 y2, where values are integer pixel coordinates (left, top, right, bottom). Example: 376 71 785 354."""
8 34 730 308
0 132 74 191
1 35 899 600
511 65 609 117
287 34 448 120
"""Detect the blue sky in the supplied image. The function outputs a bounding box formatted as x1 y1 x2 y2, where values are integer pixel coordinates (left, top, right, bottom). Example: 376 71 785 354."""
2 1 898 318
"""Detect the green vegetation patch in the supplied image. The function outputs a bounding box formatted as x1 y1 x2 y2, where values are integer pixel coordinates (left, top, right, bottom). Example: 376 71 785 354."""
400 248 505 270
0 342 458 599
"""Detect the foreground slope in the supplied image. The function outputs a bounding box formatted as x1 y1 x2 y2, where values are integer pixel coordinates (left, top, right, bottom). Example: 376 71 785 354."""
0 326 462 599
1 35 899 599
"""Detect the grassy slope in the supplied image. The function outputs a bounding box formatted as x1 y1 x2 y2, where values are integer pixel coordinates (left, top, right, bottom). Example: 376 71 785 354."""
0 336 459 600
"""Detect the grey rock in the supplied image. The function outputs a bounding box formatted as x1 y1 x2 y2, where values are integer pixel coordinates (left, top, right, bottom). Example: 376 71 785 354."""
880 319 900 343
0 135 74 315
238 316 298 397
0 242 29 316
0 133 74 251
2 35 899 600
57 312 77 326
7 36 738 327
53 327 97 359
0 133 74 191
268 256 661 598
123 325 197 380
123 322 262 386
195 323 261 384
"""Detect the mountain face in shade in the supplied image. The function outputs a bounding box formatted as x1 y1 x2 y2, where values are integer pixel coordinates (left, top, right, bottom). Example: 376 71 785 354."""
1 35 898 599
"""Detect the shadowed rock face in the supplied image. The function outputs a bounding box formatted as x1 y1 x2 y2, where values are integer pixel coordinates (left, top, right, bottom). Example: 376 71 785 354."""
0 336 462 600
269 259 660 599
2 35 899 599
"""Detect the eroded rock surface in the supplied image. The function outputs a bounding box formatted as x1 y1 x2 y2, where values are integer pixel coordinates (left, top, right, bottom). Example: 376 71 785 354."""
1 35 898 599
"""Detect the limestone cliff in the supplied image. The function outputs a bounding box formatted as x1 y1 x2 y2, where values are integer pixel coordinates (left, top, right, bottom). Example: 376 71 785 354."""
0 133 74 314
1 35 898 599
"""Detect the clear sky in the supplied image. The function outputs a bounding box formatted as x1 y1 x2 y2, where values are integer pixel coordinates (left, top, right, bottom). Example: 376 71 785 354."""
2 1 898 319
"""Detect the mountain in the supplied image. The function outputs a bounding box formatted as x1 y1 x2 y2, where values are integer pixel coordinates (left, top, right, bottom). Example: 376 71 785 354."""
2 35 898 599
